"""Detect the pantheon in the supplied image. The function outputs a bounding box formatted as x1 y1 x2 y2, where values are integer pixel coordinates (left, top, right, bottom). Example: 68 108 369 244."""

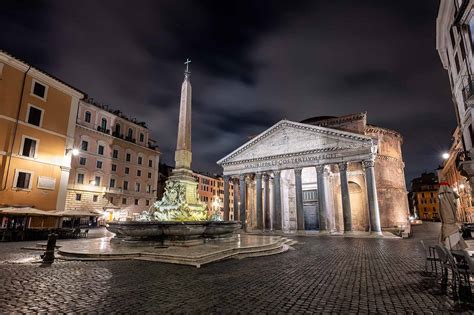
217 113 409 234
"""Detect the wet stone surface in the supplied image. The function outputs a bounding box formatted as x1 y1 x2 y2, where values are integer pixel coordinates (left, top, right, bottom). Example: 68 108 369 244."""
0 223 471 313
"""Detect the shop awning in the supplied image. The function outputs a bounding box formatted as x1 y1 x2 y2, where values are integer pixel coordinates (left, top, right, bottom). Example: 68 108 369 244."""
54 210 103 217
0 207 60 217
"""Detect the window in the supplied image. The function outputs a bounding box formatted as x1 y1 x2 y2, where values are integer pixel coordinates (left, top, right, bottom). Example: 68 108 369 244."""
93 195 98 202
96 161 103 169
27 105 43 126
122 198 127 205
77 173 84 184
135 182 141 192
98 145 104 155
138 156 142 165
115 123 121 135
32 81 47 99
146 200 150 206
76 193 82 201
148 172 152 179
101 118 107 130
123 181 129 190
113 149 118 159
126 153 131 162
137 170 141 177
111 164 117 172
85 111 91 123
146 184 151 193
110 197 114 203
140 133 144 142
135 199 139 205
81 141 88 151
455 54 461 73
110 178 116 188
21 137 37 158
450 26 456 49
14 171 32 189
148 160 153 167
127 128 133 139
125 167 129 175
95 176 101 186
79 157 86 165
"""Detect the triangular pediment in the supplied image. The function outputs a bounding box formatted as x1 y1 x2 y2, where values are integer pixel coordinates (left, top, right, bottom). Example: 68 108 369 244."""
217 120 373 165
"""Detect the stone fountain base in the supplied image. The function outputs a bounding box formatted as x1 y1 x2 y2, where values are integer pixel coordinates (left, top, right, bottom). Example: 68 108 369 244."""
106 220 241 246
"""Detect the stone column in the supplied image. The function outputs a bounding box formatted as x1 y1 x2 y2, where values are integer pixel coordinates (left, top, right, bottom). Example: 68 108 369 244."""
264 174 271 230
316 165 327 231
294 168 305 231
256 172 263 230
338 162 352 232
273 170 282 230
233 178 239 220
223 175 230 221
363 160 382 233
239 174 247 229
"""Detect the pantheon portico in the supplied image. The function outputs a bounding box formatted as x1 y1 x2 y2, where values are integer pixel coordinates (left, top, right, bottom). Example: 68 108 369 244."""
217 113 409 234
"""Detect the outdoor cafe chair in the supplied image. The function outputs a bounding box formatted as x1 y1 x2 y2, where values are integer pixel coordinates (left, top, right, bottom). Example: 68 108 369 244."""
421 240 438 275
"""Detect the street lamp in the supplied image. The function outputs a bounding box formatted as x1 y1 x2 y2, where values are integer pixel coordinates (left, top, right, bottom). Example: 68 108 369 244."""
66 148 80 156
442 152 450 160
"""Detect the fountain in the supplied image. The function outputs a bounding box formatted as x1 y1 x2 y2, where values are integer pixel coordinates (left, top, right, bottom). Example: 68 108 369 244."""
106 59 240 246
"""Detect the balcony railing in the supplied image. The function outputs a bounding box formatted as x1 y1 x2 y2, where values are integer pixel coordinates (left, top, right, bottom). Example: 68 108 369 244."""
97 126 110 134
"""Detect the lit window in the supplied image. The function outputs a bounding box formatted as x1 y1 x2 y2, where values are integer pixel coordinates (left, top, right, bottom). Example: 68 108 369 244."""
27 105 43 126
21 137 37 158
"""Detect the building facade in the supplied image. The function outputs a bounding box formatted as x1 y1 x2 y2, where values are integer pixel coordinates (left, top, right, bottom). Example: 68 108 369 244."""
193 172 235 219
66 100 160 221
218 113 409 233
411 172 440 221
0 51 84 228
437 127 473 222
436 0 474 210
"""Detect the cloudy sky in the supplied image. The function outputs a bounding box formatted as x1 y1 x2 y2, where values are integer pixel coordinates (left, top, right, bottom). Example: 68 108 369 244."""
1 0 455 184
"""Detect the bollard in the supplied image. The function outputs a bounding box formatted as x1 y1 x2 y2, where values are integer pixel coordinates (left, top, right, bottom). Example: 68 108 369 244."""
41 233 57 264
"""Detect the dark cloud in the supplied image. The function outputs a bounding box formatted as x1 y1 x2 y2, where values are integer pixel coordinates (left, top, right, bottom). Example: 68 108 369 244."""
0 0 455 184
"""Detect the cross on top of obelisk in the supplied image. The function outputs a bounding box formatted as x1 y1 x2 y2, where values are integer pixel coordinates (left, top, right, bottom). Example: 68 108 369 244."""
184 58 191 73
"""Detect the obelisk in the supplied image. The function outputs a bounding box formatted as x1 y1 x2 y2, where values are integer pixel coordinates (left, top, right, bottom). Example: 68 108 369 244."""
168 59 201 206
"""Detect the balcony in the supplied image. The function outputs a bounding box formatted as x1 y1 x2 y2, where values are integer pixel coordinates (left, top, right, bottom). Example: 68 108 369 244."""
112 131 124 139
106 187 123 194
97 126 111 134
125 136 136 143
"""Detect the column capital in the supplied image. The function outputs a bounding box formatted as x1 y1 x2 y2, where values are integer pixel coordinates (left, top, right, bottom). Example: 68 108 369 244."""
262 173 270 181
338 162 348 172
362 160 375 168
316 165 325 174
273 170 281 177
294 168 303 176
239 174 246 181
255 172 262 179
223 175 230 182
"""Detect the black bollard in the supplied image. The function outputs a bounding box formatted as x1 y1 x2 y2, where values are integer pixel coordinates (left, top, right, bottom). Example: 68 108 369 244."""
41 233 57 264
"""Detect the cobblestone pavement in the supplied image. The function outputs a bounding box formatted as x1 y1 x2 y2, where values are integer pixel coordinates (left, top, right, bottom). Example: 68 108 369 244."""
0 223 472 313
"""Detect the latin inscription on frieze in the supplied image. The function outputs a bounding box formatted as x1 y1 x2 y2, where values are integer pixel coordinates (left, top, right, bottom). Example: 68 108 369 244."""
243 153 338 169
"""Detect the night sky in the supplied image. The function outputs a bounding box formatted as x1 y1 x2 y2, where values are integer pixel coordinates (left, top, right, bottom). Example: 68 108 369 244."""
1 0 455 184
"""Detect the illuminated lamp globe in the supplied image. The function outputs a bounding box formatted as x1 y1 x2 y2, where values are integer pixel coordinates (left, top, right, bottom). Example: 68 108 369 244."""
442 152 450 160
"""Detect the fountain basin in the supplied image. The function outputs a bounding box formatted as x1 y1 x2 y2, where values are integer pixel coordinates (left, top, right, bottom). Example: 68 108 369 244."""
107 221 241 246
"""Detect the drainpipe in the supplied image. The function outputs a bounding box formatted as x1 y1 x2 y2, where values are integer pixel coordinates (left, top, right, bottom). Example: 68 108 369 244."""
1 66 31 191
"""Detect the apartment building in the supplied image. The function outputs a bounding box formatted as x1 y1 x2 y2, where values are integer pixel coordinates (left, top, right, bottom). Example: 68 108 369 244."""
0 51 84 228
193 172 235 219
66 99 160 221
